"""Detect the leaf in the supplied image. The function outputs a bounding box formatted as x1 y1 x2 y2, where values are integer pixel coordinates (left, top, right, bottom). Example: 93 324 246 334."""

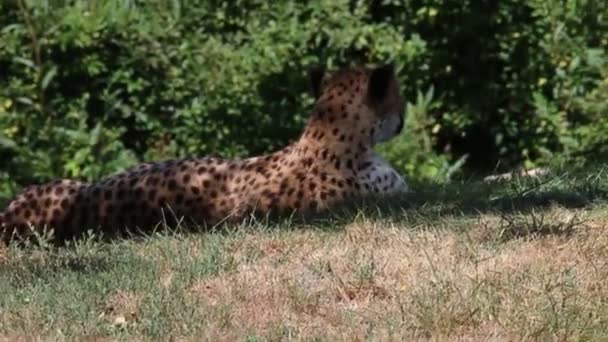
13 57 36 69
16 97 34 106
0 135 16 149
1 23 24 33
41 66 58 90
586 48 605 69
90 123 102 146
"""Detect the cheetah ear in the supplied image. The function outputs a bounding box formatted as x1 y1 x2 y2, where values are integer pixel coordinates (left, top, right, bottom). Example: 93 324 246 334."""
308 66 325 99
368 63 395 103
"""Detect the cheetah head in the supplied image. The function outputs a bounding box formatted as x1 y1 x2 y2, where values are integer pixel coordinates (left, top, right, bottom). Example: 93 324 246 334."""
308 64 405 146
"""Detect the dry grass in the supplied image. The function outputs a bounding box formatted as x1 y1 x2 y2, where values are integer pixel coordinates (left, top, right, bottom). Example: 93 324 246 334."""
181 209 608 340
2 169 608 340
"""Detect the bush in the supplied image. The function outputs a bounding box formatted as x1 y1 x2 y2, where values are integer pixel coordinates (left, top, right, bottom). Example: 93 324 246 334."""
0 0 606 199
372 0 607 174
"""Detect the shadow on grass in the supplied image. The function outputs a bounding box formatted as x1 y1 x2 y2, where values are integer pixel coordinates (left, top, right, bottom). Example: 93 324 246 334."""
3 167 608 247
1 251 112 285
0 241 155 287
261 168 608 237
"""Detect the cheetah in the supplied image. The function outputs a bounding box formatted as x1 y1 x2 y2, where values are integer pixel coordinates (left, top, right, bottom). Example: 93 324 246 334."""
0 64 408 243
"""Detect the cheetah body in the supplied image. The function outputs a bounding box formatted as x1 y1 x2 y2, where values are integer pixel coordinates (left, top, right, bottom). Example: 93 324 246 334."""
1 64 407 242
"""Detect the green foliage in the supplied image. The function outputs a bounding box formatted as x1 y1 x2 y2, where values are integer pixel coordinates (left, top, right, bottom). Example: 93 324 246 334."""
377 86 465 183
0 0 607 198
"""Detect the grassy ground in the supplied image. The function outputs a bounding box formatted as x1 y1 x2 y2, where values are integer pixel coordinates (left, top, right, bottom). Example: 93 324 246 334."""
1 166 608 341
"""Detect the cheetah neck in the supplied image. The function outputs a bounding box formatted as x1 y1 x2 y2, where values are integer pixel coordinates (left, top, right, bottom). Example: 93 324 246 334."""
294 116 373 160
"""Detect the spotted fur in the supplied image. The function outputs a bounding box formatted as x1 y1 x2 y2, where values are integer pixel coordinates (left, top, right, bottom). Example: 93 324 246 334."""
0 64 408 243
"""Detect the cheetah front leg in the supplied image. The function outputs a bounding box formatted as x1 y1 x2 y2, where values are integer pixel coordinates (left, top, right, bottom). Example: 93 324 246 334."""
359 153 409 195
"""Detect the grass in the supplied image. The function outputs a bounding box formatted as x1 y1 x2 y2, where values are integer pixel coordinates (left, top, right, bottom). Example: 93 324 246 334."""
1 166 608 341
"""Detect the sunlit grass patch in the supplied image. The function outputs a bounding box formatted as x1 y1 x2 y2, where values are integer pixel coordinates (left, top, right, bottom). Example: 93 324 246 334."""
1 167 608 340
